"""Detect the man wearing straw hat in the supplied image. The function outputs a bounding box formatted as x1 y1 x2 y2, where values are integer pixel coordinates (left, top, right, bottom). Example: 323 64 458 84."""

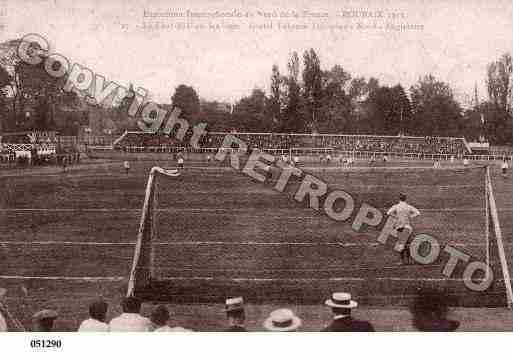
263 308 302 332
33 309 59 331
322 292 374 332
224 297 246 332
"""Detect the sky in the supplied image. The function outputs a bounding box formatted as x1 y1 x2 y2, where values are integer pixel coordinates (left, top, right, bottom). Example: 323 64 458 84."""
3 0 513 107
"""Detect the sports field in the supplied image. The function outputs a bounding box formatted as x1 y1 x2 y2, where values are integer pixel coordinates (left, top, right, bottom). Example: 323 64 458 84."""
1 157 513 330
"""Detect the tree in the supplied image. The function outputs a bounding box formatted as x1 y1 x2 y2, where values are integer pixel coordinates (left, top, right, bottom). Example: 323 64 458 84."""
487 53 512 112
316 66 353 133
281 51 305 132
232 88 269 131
171 84 200 120
0 66 12 130
268 64 282 130
485 53 513 144
302 49 323 131
0 38 79 131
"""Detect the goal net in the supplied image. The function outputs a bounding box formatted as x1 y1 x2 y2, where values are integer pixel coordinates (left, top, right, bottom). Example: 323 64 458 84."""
127 165 512 307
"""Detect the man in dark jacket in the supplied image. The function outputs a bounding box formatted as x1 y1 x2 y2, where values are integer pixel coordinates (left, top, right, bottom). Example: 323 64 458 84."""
224 297 246 332
322 292 374 332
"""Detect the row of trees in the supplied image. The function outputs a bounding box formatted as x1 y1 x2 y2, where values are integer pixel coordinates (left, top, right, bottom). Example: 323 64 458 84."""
0 36 512 144
189 50 470 138
189 49 512 144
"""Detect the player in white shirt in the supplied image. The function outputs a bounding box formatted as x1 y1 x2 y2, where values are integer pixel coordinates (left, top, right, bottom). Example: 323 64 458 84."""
463 158 469 166
123 160 130 174
177 156 184 169
387 193 421 265
326 154 332 163
293 155 300 166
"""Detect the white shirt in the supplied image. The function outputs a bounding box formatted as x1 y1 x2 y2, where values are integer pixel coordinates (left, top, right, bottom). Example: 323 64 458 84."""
387 201 420 230
293 156 299 163
123 161 130 168
502 162 509 169
109 313 152 332
78 318 109 332
154 325 192 332
463 159 469 165
178 158 184 164
0 312 7 332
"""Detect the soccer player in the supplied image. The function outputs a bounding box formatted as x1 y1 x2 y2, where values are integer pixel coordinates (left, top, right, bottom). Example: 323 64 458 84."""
326 153 332 163
463 158 469 166
293 155 300 166
177 156 184 169
61 156 67 172
502 159 509 177
123 160 130 174
387 193 420 265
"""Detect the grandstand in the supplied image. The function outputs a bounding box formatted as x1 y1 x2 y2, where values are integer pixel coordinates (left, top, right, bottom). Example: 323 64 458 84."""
112 130 471 156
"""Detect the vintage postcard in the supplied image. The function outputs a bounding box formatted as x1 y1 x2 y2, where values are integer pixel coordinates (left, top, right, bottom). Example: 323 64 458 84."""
0 0 513 355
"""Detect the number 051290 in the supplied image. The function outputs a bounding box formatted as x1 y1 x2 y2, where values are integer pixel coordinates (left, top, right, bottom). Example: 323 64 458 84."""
30 339 62 349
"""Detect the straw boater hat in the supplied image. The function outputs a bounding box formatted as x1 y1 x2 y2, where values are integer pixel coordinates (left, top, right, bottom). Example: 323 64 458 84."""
224 297 244 313
32 309 58 321
325 292 358 309
263 308 302 332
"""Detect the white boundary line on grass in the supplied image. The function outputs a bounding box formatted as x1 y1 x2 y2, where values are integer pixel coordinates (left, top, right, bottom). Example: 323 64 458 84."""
0 275 125 281
0 274 494 282
1 207 511 212
0 240 500 247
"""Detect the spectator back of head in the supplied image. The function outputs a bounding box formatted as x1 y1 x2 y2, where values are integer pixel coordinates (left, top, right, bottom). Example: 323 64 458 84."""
150 305 170 327
122 296 142 314
89 299 108 322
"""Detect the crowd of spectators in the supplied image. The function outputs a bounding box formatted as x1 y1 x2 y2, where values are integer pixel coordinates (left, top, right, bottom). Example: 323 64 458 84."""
114 132 178 149
0 288 459 332
114 131 469 155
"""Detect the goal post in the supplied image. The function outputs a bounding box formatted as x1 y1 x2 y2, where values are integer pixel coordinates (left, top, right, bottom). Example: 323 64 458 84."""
127 167 180 297
126 164 513 307
486 166 513 308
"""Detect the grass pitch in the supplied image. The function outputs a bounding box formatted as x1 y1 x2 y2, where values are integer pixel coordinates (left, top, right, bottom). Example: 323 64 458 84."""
1 158 513 330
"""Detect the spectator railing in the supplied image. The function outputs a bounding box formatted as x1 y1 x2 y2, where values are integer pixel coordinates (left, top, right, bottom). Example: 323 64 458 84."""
85 145 513 162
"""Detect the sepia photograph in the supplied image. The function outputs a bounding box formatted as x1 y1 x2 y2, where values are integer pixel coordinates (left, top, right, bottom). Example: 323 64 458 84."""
1 0 513 355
